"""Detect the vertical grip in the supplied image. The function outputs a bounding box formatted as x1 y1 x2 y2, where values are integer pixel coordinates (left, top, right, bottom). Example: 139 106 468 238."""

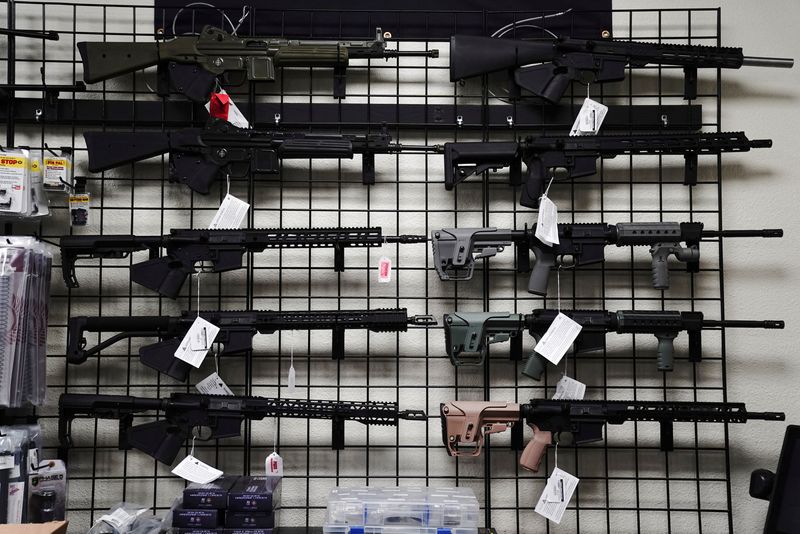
655 332 678 371
650 246 672 290
522 352 547 381
519 425 551 472
528 248 556 296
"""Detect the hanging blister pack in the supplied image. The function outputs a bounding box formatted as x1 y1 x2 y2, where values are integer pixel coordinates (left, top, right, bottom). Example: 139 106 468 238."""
0 149 50 219
0 238 53 408
43 148 73 192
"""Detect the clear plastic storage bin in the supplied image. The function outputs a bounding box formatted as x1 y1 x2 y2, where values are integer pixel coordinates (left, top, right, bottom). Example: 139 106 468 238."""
323 486 480 534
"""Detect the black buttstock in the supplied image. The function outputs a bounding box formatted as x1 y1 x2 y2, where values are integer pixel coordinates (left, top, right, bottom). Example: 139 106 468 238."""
139 338 190 381
449 35 554 81
66 317 89 364
78 41 161 84
84 131 171 172
443 142 520 189
126 420 187 464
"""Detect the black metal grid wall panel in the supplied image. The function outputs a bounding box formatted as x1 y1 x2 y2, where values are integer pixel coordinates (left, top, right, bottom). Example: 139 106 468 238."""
0 2 734 532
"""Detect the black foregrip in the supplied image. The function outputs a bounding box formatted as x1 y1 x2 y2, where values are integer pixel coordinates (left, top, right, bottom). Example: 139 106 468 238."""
84 131 171 172
277 138 354 159
78 41 161 84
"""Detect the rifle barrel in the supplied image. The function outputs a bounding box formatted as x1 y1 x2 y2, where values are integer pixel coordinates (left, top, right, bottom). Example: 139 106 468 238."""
749 412 787 421
702 228 783 238
742 56 794 68
704 319 785 329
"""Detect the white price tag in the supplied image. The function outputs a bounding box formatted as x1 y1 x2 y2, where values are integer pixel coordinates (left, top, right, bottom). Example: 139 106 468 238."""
172 455 223 484
569 98 609 136
27 448 38 471
534 313 583 365
266 451 284 477
196 372 234 396
552 375 587 400
174 317 220 368
535 467 580 523
535 195 560 246
208 193 250 229
287 365 296 395
204 89 250 129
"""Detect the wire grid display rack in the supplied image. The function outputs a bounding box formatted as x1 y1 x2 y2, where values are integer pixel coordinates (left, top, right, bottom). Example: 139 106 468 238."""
0 2 744 532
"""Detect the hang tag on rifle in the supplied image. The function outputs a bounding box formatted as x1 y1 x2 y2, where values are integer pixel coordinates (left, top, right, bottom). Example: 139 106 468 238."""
265 451 284 477
553 375 586 400
377 256 392 283
535 195 560 246
209 193 249 229
570 98 608 136
535 467 579 523
287 365 296 395
205 89 250 129
172 455 223 484
196 372 234 396
174 317 220 368
534 312 583 365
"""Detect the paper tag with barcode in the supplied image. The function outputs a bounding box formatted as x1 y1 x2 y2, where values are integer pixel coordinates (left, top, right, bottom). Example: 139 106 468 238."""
99 507 143 530
553 375 587 400
174 317 220 368
266 451 284 477
570 98 608 136
209 193 249 229
0 454 13 470
172 454 223 484
204 89 250 129
534 313 583 365
535 195 560 246
378 256 392 283
535 467 580 523
196 372 234 395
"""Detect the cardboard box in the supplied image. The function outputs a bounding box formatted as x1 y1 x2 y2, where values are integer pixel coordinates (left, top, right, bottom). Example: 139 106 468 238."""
172 507 222 529
227 476 280 512
0 521 68 534
224 510 275 528
183 475 238 509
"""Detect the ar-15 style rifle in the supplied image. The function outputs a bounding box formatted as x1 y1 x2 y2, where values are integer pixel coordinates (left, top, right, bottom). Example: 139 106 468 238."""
440 399 784 472
431 222 782 296
59 393 427 464
68 308 437 381
450 34 792 103
60 227 428 298
78 26 439 101
444 132 771 208
443 309 784 376
84 118 442 194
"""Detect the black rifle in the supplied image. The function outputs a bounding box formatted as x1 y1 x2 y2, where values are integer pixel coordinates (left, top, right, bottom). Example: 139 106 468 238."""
84 118 442 194
441 399 785 473
78 26 438 101
444 132 772 208
68 308 437 381
450 34 793 103
443 309 784 377
431 222 782 296
60 227 428 298
59 392 427 464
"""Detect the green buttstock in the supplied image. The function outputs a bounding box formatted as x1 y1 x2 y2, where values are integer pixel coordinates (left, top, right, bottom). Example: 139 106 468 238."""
78 41 161 83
